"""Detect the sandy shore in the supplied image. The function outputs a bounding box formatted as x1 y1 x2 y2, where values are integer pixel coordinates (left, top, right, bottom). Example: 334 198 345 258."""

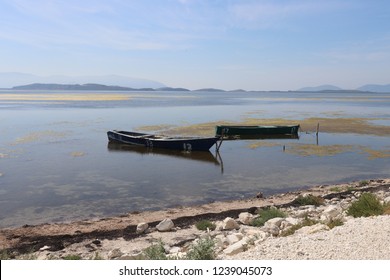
1 178 389 260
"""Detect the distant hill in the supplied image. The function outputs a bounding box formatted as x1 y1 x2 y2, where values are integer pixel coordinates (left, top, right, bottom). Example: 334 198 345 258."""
357 84 390 93
193 88 226 92
157 87 191 91
297 85 343 92
297 84 390 93
0 72 166 89
11 84 196 91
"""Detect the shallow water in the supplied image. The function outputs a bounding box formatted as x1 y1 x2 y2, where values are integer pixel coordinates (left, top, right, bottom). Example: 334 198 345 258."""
0 90 389 227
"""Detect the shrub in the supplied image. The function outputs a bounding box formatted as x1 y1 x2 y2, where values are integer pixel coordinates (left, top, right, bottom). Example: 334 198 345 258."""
347 192 384 218
185 237 215 260
195 220 216 231
292 194 324 206
251 208 286 227
142 241 168 260
141 237 216 260
358 180 369 187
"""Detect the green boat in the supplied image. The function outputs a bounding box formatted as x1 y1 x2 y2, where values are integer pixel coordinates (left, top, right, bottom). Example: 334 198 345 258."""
215 124 300 138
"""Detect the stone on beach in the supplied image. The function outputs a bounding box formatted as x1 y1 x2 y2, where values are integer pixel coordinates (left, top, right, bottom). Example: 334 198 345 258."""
136 222 149 234
156 218 174 232
222 217 240 230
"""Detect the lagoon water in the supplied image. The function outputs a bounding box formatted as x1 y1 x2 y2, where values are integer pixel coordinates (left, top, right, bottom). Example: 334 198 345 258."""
0 90 389 228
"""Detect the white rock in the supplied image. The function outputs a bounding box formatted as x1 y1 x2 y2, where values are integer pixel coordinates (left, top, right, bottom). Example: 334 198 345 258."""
136 222 149 234
264 217 285 228
222 217 240 230
324 205 342 218
384 196 390 204
39 245 50 251
262 225 280 236
238 212 254 225
156 218 174 232
223 239 248 255
169 247 181 254
296 223 329 235
226 233 244 245
108 248 123 259
214 235 229 250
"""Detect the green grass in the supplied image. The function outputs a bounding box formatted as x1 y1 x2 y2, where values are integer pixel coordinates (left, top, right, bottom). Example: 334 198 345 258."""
292 194 325 206
251 208 287 227
347 192 384 217
195 220 216 231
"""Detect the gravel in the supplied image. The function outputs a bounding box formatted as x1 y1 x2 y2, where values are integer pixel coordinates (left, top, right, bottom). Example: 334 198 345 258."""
228 215 390 260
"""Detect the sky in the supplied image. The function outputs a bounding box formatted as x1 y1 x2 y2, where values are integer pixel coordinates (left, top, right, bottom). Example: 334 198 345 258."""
1 0 390 91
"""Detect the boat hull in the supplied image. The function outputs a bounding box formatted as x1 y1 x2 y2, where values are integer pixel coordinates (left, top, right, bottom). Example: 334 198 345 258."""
107 130 218 151
215 125 300 138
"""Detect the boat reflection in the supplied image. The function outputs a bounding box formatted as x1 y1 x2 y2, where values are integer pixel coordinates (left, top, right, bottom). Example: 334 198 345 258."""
107 142 222 167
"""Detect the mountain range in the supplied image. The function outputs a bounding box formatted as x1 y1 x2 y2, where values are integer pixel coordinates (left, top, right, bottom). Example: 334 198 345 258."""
0 72 166 89
297 84 390 93
1 72 390 92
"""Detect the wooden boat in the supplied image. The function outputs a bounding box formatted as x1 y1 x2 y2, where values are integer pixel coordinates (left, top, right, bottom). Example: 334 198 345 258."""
215 124 300 138
107 130 218 151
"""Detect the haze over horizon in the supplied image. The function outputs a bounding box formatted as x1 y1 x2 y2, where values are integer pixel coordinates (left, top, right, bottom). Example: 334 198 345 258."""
1 1 390 91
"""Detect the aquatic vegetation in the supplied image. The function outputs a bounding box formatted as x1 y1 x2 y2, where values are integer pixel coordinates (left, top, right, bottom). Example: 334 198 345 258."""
284 144 354 157
359 147 390 160
12 130 67 145
135 117 390 137
247 141 280 149
71 151 86 157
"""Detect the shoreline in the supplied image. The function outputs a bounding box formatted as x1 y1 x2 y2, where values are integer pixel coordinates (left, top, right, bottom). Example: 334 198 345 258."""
1 178 389 259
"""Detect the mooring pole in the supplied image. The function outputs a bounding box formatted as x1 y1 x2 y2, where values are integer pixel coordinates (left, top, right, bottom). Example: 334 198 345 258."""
216 130 224 153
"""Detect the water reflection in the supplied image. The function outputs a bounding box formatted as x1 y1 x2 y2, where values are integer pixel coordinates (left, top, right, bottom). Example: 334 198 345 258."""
107 142 222 166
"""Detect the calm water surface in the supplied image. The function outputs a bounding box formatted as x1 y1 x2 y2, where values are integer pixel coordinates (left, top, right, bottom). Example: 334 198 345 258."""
0 90 389 227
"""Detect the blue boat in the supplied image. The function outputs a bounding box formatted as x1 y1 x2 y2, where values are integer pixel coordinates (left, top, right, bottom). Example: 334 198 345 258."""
107 130 218 151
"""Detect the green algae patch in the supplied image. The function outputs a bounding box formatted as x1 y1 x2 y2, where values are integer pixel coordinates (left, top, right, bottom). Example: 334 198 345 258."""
284 144 355 157
12 131 68 145
359 147 390 160
70 151 86 157
135 117 390 137
247 141 281 149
